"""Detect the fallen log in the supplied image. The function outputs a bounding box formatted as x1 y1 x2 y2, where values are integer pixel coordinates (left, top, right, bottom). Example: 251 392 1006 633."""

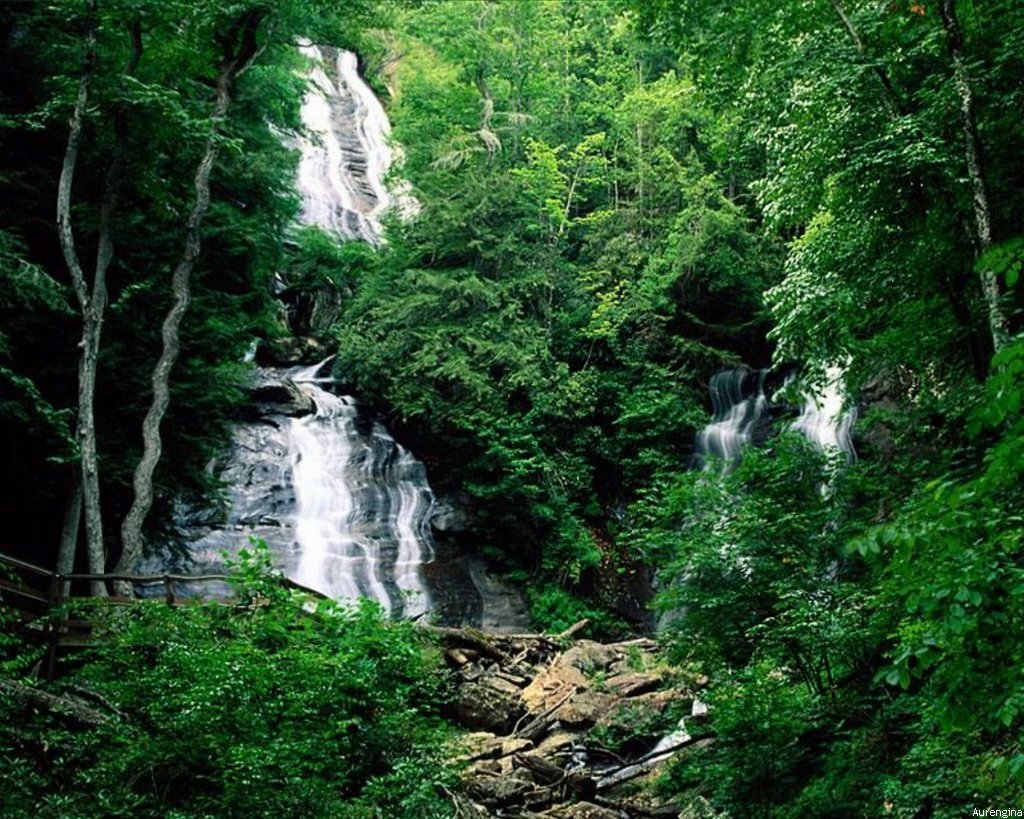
595 736 714 791
0 678 114 726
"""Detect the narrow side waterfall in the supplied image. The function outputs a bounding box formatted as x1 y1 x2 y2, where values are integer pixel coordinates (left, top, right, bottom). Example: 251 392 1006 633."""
791 364 856 459
695 368 769 471
694 365 856 468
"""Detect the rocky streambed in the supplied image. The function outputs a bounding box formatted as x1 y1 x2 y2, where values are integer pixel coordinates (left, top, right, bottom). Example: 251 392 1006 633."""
433 624 712 818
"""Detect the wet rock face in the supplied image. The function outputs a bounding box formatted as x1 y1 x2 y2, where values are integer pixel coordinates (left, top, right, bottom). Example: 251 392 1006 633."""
436 626 708 818
429 497 473 533
164 366 529 628
257 336 331 368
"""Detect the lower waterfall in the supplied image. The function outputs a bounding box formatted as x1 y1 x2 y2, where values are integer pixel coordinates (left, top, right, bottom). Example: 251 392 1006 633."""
288 362 433 618
166 362 529 626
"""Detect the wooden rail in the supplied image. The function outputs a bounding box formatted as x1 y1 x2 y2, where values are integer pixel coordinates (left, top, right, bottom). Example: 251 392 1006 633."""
0 551 323 680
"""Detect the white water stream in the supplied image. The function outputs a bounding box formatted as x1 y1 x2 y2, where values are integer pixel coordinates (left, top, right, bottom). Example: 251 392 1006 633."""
696 369 768 471
296 43 417 244
791 364 856 458
283 46 434 615
695 366 856 470
288 362 433 618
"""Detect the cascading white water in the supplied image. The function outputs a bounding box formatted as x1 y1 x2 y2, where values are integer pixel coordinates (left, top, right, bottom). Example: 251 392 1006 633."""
694 365 856 468
288 362 433 617
696 368 769 471
164 364 436 617
791 364 856 459
296 42 417 244
281 48 433 616
167 43 524 627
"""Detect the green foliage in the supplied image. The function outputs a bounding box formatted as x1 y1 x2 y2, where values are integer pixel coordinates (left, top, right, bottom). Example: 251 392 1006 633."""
526 584 627 639
333 0 769 621
2 2 1023 815
620 1 1024 814
0 545 456 819
664 662 817 817
857 336 1024 793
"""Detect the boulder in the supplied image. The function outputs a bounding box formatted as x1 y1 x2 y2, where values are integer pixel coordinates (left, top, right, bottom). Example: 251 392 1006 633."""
559 641 620 674
460 731 501 761
448 674 526 733
259 336 329 366
430 499 473 532
248 376 314 417
521 664 588 713
466 775 534 808
535 730 576 756
605 671 662 698
555 691 616 729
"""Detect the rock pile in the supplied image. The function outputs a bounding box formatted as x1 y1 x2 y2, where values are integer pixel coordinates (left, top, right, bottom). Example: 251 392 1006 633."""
430 623 712 818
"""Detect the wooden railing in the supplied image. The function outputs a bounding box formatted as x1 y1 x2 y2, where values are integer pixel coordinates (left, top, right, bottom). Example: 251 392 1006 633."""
0 551 322 679
0 551 236 607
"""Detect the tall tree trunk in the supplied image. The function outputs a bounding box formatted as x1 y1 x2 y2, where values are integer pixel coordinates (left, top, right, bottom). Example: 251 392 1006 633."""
56 20 108 596
56 14 144 596
939 0 1010 354
117 12 265 589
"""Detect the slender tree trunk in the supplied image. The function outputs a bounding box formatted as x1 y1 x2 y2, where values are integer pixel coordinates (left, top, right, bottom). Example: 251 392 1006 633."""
117 12 265 589
57 478 83 597
56 21 108 596
939 0 1010 354
57 15 144 596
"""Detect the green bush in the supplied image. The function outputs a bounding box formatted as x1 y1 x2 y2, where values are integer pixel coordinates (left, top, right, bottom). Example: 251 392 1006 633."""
0 547 456 819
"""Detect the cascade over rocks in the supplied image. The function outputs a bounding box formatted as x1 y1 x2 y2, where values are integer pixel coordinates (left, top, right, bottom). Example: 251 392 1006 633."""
432 624 709 818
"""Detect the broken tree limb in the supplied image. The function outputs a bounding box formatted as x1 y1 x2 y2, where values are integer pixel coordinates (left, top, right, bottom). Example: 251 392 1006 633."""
595 735 713 791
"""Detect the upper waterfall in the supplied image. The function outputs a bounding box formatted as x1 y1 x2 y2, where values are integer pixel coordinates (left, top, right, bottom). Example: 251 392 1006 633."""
296 43 416 244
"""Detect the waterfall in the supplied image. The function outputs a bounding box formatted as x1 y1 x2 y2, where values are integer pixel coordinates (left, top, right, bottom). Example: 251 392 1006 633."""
165 42 530 627
288 361 434 617
791 364 856 459
694 365 856 468
296 42 417 244
165 361 435 617
695 368 769 471
275 46 433 615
